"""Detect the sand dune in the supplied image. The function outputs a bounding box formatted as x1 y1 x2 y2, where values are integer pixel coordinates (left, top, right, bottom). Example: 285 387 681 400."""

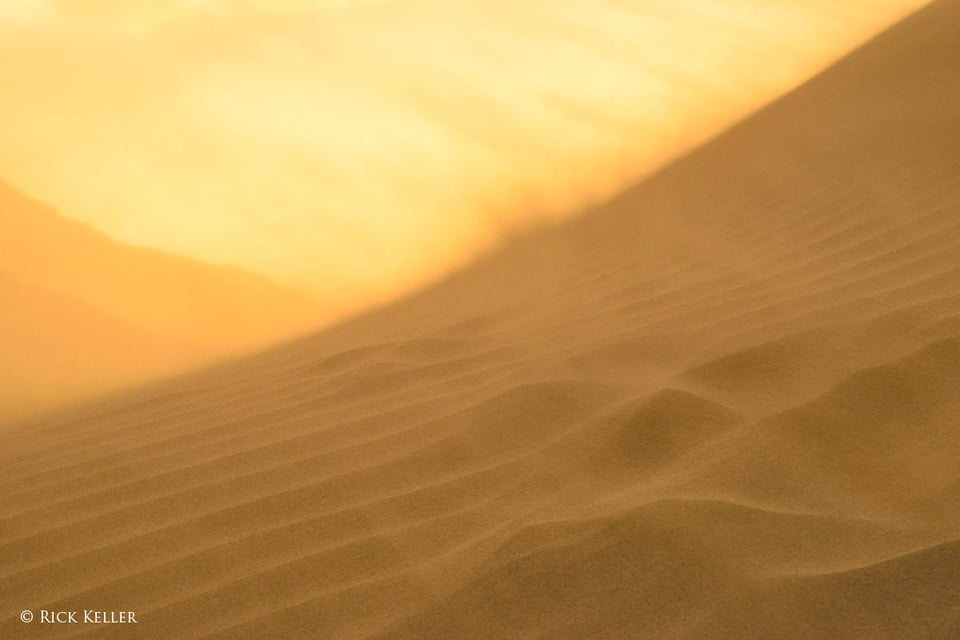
0 0 923 300
0 180 323 419
2 1 960 638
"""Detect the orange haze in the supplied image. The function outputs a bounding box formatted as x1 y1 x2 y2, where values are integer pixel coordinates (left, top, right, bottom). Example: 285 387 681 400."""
0 0 926 317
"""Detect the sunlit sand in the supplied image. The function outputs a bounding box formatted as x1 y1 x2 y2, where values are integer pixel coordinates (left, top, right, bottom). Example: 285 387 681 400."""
2 1 958 638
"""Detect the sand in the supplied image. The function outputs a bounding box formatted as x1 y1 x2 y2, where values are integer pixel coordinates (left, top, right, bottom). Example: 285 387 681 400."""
2 1 960 638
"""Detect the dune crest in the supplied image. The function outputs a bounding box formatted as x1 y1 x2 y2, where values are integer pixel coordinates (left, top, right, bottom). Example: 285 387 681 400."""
2 1 960 638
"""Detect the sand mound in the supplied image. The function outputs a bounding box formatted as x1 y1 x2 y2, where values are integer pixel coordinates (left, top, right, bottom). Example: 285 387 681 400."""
2 1 960 638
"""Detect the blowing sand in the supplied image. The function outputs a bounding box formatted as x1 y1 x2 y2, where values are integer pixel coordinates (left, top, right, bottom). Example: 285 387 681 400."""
0 179 323 421
2 1 960 638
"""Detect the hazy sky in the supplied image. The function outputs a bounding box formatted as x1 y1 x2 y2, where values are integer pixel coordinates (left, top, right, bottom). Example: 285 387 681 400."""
0 0 925 314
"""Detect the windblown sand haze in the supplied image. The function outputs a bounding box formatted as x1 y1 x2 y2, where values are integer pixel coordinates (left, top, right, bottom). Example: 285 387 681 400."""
2 0 960 639
0 179 324 420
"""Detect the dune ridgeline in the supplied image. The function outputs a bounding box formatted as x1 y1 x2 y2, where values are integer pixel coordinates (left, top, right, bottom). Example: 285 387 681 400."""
2 1 959 638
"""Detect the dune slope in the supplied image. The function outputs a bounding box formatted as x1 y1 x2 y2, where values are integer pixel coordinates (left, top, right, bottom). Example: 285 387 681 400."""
2 1 960 639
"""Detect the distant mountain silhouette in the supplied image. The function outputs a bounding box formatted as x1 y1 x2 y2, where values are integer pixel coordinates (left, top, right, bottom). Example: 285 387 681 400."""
0 179 324 419
0 270 199 418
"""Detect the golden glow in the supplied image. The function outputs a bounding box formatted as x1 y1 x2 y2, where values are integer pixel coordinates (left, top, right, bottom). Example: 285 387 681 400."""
0 0 926 316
